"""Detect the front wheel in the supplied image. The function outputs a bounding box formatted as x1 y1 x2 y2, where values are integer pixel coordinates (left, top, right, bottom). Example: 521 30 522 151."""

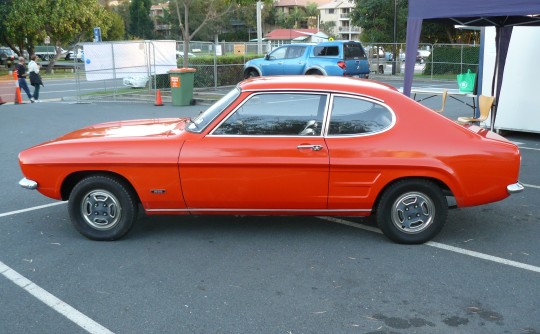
68 175 138 241
376 179 448 244
244 69 259 79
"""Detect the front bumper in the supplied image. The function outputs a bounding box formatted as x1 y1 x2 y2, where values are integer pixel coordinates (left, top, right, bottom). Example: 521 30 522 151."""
507 182 524 194
19 177 38 190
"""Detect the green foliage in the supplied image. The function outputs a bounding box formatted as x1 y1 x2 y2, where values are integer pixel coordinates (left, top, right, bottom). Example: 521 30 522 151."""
129 0 154 39
173 54 261 87
0 0 112 61
350 0 408 43
423 46 480 75
105 11 126 41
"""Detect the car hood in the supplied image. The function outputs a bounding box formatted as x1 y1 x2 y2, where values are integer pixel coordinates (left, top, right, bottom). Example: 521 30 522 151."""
52 118 189 142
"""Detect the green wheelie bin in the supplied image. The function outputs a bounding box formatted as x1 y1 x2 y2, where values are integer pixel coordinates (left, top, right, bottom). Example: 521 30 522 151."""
169 68 196 106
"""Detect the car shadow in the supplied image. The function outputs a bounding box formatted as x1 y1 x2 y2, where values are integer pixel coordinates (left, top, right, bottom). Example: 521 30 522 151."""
128 213 384 243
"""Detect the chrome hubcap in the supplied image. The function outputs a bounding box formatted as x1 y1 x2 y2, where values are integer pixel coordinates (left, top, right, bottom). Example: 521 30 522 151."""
391 192 435 234
81 190 121 230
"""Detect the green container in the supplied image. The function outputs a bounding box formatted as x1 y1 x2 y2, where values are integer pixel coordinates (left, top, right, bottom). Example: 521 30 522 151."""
169 68 196 106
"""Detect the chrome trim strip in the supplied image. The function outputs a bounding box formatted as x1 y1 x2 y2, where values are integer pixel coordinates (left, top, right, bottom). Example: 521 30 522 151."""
507 182 524 194
19 177 38 190
241 88 386 103
146 208 372 213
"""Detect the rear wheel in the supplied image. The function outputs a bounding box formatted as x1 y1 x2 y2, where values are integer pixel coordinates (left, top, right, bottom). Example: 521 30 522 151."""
306 70 323 75
376 179 447 244
68 175 138 241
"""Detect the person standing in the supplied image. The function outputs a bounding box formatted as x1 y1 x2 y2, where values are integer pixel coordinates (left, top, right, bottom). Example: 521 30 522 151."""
28 55 43 102
15 57 34 103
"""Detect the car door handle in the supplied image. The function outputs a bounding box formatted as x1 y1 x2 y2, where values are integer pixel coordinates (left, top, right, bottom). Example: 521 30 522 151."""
297 145 323 151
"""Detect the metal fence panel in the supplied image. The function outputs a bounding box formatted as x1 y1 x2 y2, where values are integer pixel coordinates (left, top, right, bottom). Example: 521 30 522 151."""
74 41 481 102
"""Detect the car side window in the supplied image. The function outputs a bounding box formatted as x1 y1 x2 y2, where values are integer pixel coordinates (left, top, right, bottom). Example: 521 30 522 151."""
213 93 327 136
268 47 287 60
286 46 306 59
328 96 393 135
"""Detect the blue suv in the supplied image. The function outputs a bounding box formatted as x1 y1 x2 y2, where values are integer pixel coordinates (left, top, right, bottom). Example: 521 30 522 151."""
243 41 370 79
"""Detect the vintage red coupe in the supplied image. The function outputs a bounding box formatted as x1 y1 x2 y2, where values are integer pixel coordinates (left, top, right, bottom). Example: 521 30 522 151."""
18 76 523 243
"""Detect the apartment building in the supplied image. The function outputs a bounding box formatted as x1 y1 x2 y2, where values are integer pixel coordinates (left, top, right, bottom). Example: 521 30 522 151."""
318 0 361 40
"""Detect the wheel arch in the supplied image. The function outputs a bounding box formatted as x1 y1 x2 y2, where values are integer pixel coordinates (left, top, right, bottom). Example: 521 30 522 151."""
372 176 454 213
243 66 262 77
304 67 327 75
61 171 141 204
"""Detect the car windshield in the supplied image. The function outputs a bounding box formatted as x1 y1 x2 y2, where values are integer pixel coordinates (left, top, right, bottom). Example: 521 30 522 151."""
186 87 241 133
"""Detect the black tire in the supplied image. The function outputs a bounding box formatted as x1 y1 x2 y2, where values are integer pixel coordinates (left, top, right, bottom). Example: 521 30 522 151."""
306 70 323 75
376 179 447 244
244 69 259 79
68 175 138 241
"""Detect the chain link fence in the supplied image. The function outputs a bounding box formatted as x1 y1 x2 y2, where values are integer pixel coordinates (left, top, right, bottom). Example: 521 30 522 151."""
73 41 480 102
363 43 480 80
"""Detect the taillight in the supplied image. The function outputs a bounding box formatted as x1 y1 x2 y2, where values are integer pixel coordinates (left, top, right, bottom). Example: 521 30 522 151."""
337 61 346 70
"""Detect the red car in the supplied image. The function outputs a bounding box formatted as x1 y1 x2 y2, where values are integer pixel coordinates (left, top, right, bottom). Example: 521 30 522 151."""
18 76 523 243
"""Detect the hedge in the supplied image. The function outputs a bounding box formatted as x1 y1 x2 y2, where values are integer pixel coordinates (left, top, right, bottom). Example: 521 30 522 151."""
182 54 263 88
423 46 480 75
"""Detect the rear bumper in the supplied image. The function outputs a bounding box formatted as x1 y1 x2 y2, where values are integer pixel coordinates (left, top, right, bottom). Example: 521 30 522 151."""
507 182 524 194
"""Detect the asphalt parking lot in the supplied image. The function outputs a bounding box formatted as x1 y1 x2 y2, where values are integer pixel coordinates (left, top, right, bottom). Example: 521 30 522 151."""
1 86 539 333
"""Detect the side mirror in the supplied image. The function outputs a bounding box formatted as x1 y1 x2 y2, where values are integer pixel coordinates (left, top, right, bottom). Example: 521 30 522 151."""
264 54 270 60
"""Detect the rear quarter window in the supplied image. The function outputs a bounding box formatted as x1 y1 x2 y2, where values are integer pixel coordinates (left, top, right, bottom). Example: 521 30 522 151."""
328 95 394 135
313 46 339 57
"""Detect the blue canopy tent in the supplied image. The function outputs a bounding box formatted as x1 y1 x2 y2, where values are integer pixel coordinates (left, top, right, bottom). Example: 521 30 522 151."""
403 0 540 129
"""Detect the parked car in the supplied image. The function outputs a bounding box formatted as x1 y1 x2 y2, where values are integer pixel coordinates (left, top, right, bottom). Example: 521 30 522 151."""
365 45 386 58
34 45 58 60
65 49 84 61
417 49 431 63
18 76 522 244
123 75 149 88
243 41 370 79
0 46 16 65
176 51 196 58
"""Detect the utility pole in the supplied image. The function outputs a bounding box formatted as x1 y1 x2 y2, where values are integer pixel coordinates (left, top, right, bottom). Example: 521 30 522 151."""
257 1 263 55
392 0 398 75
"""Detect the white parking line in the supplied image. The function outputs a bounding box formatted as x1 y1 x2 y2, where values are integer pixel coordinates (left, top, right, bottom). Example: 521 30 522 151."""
0 261 114 334
519 146 540 151
523 183 540 190
0 202 66 218
319 217 540 274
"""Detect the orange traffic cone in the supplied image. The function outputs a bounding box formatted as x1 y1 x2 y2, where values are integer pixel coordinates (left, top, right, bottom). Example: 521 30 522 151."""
155 89 164 106
13 70 23 104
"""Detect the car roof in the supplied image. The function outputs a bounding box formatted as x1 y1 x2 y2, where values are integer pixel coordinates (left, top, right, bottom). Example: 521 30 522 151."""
238 76 397 97
317 40 362 46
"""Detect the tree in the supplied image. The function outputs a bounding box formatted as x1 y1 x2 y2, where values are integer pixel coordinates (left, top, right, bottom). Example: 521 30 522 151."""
129 0 154 39
350 0 408 43
173 0 260 68
319 21 337 39
350 0 478 45
105 11 127 41
0 0 112 72
304 2 319 29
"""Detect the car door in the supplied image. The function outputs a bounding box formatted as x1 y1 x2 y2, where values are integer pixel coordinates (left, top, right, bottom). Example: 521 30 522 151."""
180 92 330 211
260 46 288 75
324 94 395 210
282 45 308 75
